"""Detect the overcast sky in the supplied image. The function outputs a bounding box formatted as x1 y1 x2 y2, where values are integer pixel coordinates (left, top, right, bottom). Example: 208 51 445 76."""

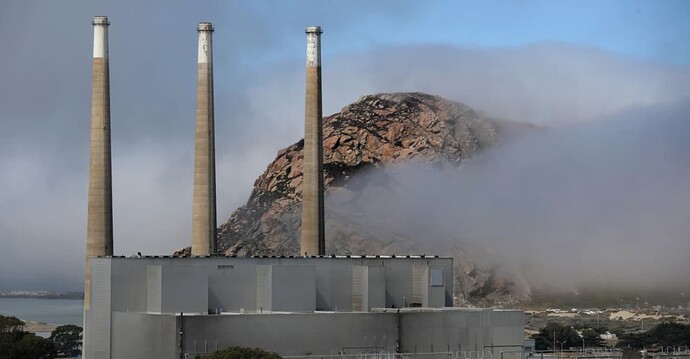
0 0 688 291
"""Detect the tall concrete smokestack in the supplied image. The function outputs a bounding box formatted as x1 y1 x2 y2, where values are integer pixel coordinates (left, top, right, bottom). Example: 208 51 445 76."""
191 22 217 256
85 15 113 311
300 26 325 256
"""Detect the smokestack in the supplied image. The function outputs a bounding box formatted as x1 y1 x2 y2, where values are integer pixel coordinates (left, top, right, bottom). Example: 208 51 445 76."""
191 22 217 256
300 26 325 256
85 15 113 311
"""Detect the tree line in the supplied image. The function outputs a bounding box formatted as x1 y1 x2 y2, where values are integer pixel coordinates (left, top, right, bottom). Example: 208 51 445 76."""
0 315 82 359
532 321 690 351
617 322 690 349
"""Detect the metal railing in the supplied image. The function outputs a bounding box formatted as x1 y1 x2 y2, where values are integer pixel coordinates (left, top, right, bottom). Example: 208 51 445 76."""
281 349 515 359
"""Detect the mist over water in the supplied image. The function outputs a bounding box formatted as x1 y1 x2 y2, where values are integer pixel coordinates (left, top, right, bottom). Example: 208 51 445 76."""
328 99 690 297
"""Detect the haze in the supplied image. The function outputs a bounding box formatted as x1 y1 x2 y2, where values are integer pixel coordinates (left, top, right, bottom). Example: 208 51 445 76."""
0 1 688 292
328 100 690 295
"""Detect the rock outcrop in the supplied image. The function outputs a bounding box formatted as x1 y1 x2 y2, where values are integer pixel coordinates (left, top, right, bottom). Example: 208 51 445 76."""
177 92 534 305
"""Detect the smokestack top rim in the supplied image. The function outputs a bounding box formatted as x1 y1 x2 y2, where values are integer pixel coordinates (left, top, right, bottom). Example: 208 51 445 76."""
197 22 214 32
305 26 322 34
92 16 110 26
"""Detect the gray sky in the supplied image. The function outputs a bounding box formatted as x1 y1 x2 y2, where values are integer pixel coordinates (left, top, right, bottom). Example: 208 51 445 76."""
0 0 688 291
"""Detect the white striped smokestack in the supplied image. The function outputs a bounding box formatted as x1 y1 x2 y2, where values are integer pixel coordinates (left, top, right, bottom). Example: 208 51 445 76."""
191 22 217 256
83 15 112 359
85 15 113 311
300 26 325 256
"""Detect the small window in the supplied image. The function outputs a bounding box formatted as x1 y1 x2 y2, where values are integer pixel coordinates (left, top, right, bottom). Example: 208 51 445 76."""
430 268 444 287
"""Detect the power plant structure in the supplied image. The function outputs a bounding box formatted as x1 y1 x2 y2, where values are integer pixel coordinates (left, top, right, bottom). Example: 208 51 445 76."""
85 15 113 313
82 18 524 359
300 26 326 256
191 22 217 256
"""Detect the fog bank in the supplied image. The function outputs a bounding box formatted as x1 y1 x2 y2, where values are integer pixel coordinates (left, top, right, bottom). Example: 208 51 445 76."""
329 99 690 294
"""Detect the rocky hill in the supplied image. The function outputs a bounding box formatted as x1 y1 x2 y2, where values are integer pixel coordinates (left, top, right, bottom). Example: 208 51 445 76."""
178 92 534 305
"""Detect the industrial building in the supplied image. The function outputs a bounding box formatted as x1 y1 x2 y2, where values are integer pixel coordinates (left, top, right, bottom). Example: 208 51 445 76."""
82 16 525 359
84 256 523 358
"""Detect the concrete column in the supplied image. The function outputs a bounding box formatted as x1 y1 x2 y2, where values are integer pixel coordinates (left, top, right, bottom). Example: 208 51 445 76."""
300 26 325 256
85 15 113 311
191 22 217 256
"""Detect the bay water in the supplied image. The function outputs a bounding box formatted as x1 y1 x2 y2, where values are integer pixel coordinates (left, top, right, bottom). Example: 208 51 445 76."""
0 297 83 326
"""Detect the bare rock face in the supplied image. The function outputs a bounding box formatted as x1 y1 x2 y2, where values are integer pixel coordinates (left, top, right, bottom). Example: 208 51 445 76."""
204 92 531 305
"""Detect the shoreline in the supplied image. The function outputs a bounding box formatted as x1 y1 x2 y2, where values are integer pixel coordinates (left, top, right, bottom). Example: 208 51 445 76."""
0 294 83 300
22 320 60 334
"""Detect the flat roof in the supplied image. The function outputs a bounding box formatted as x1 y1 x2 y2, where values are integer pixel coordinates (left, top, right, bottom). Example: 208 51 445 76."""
96 254 452 260
139 307 522 317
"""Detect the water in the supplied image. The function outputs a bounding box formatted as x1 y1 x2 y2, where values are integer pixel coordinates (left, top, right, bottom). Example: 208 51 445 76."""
0 297 83 326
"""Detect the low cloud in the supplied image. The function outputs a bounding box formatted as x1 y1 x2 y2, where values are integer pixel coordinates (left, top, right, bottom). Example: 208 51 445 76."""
328 99 690 294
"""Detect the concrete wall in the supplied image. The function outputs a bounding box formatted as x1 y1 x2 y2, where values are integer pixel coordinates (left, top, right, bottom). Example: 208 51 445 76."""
208 261 256 312
84 259 112 359
146 266 162 313
368 266 386 310
181 312 397 357
271 266 315 312
111 312 178 359
398 309 525 355
100 309 524 359
91 256 453 314
147 265 208 313
111 259 148 312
